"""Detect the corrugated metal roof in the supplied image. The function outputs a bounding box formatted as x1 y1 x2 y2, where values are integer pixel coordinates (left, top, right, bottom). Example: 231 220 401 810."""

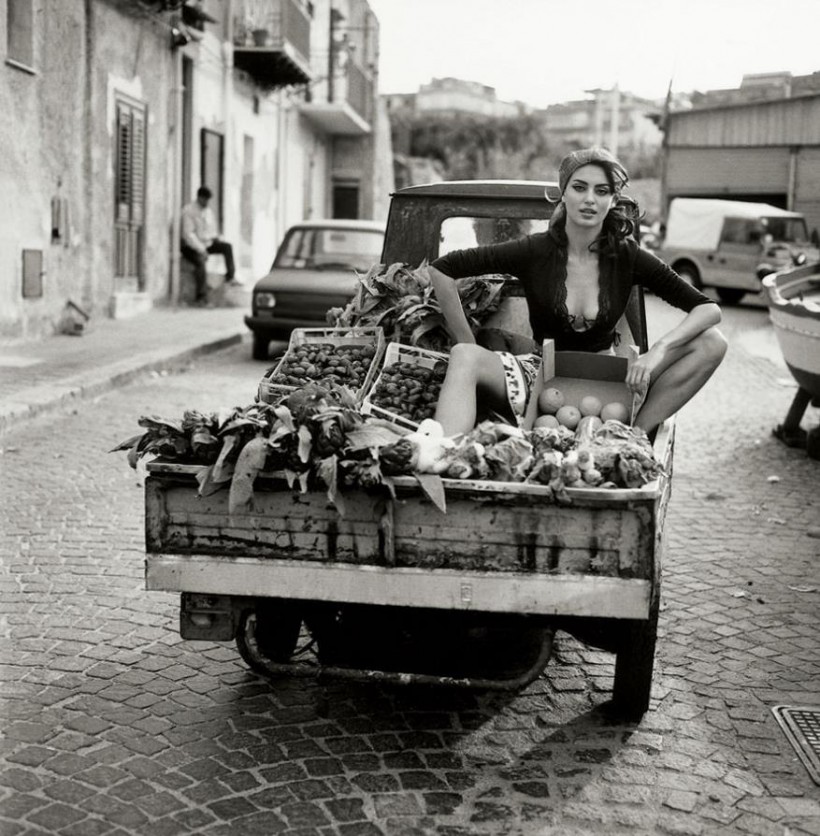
667 93 820 147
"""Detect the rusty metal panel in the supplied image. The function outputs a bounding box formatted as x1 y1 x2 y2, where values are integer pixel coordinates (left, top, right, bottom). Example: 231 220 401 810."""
666 147 790 195
146 475 658 579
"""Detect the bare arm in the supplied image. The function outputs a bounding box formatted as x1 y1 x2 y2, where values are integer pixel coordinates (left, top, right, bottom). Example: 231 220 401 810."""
627 302 722 392
427 264 476 344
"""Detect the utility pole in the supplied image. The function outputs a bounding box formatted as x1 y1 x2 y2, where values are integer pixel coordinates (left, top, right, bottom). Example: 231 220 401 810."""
609 85 620 155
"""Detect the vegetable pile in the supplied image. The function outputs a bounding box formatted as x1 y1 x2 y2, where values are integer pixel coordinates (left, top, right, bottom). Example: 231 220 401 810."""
366 359 448 425
263 341 378 394
327 262 505 352
114 383 663 514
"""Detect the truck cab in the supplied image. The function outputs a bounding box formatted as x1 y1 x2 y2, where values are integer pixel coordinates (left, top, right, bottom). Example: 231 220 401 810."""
658 198 818 304
382 179 649 352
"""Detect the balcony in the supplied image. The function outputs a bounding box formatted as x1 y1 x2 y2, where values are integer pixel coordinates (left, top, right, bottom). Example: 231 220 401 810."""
233 0 312 88
300 60 374 136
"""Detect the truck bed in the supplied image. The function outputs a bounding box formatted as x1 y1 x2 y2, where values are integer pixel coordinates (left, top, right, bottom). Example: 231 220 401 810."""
144 422 673 621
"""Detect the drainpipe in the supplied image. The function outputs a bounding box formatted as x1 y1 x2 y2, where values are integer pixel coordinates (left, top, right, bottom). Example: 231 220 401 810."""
169 46 183 304
787 146 798 211
223 1 233 246
84 0 95 312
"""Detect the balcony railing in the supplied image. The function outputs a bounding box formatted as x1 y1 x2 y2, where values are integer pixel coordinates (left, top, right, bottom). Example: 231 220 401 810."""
233 0 312 88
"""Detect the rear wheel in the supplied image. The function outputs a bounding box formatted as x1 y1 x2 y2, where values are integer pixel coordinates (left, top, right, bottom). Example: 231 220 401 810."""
236 600 303 675
252 333 270 361
675 262 702 290
716 287 746 304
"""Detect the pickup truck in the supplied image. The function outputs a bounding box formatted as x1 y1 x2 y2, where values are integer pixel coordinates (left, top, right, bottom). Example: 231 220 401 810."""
142 180 671 718
657 197 818 304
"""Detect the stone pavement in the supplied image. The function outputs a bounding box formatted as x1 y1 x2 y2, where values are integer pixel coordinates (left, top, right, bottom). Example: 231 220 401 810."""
0 297 253 436
0 297 819 835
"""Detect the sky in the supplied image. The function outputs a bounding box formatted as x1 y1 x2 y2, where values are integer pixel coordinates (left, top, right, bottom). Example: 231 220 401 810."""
364 0 820 108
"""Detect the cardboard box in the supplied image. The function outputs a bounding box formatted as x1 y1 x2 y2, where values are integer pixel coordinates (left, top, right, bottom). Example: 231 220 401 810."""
522 339 636 429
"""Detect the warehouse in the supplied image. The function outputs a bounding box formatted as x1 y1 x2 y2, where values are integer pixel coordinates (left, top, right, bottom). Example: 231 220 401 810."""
662 93 820 236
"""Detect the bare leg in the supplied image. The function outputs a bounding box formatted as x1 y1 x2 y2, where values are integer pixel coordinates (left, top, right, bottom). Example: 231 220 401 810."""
434 343 509 435
634 327 728 433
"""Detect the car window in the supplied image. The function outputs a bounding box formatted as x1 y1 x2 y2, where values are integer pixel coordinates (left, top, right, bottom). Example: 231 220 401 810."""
765 217 809 243
276 228 315 268
274 227 383 271
313 229 384 271
438 216 549 256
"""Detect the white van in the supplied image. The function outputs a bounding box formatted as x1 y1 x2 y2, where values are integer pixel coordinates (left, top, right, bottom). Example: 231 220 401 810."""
658 198 818 304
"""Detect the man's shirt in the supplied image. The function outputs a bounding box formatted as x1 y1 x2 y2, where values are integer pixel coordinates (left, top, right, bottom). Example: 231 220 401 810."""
181 201 218 252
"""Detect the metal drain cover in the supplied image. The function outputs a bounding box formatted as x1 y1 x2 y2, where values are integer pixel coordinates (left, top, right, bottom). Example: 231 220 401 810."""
772 705 820 785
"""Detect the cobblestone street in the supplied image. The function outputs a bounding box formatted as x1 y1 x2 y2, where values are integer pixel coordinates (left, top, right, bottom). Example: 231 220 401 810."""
1 298 818 835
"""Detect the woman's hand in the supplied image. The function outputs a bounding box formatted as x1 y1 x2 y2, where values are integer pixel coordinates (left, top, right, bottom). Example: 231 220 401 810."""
626 344 665 395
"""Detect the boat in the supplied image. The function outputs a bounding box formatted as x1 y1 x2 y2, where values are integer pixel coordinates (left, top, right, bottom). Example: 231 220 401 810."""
762 263 820 459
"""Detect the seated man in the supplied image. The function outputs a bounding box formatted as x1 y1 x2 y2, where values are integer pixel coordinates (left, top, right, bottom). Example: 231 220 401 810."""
180 186 239 304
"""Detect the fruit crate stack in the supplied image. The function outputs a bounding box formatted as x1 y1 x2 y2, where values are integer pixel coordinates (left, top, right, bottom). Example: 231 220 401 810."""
360 342 449 430
258 327 386 404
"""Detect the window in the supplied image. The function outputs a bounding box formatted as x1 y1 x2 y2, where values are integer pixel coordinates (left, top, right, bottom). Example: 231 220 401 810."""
7 0 34 68
114 96 147 282
438 216 548 257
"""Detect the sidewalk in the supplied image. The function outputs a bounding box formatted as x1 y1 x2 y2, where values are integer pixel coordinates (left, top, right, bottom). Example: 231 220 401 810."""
0 302 250 435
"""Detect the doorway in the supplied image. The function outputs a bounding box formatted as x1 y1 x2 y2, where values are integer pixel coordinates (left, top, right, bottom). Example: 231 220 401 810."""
332 180 360 219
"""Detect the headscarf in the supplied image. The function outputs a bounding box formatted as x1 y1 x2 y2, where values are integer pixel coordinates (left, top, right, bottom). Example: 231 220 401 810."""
558 147 629 195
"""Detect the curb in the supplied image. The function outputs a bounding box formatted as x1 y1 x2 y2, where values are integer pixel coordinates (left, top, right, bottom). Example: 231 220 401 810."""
0 331 247 436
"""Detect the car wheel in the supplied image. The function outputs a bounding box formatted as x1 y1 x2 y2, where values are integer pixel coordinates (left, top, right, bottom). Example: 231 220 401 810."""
252 333 270 361
716 287 746 305
675 263 702 289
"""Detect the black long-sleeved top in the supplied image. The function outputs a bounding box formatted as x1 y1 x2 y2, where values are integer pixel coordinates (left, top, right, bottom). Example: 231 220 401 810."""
431 230 714 352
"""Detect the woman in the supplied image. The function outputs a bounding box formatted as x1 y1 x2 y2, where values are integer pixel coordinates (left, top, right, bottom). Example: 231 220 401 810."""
424 147 727 436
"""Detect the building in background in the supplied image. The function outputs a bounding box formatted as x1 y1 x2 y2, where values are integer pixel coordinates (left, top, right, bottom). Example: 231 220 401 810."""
662 86 820 234
688 70 820 109
0 0 393 341
385 77 526 121
540 87 663 158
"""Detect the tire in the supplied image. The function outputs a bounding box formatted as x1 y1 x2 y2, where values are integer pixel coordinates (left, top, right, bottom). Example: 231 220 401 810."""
235 601 303 675
252 333 270 361
715 287 746 305
611 604 659 720
675 263 702 290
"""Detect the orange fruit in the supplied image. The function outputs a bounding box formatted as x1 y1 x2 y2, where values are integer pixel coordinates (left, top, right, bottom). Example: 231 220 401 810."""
601 401 629 423
579 395 603 417
555 405 581 430
533 414 560 429
538 387 565 415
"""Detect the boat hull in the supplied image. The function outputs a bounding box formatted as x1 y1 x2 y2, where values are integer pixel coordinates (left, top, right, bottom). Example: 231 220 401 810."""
763 264 820 400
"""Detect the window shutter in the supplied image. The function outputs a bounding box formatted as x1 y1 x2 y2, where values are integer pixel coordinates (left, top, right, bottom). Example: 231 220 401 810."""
131 110 146 224
116 103 132 223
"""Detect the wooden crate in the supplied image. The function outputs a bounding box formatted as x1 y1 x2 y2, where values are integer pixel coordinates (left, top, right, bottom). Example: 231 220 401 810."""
258 327 385 404
360 342 449 430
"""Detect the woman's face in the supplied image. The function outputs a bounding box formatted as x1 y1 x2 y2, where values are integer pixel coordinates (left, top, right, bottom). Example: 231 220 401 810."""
561 163 617 230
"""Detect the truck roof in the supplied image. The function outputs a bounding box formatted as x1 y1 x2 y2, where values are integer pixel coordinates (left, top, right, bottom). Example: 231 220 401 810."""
392 180 560 201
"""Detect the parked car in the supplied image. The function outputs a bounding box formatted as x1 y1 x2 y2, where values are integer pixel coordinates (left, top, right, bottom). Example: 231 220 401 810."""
656 198 818 304
245 219 386 360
